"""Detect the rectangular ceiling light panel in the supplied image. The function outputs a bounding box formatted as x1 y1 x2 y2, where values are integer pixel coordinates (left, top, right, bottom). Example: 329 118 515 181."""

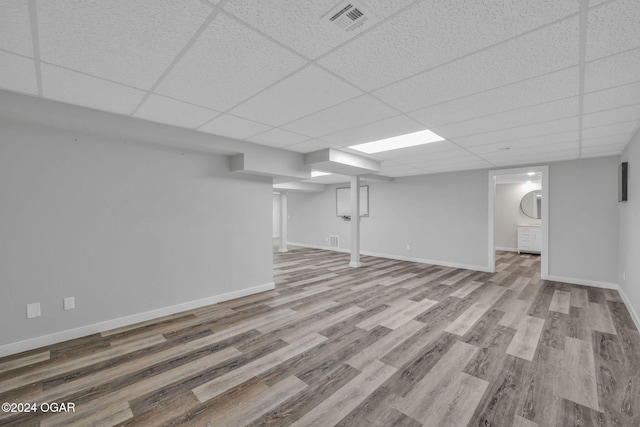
349 129 445 154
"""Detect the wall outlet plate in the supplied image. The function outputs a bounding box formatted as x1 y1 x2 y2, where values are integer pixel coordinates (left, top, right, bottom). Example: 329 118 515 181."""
26 302 41 319
64 297 75 311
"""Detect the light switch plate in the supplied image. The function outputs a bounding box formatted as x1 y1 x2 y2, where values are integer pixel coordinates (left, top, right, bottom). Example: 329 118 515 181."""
64 297 75 311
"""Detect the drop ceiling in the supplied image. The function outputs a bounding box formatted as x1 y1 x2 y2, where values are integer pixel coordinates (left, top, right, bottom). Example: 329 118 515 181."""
1 0 639 178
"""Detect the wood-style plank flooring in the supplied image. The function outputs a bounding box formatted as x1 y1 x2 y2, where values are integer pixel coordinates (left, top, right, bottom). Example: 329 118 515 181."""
1 249 639 426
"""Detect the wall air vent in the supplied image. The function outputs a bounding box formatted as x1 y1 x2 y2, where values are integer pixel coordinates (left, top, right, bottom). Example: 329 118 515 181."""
329 235 340 248
321 1 378 34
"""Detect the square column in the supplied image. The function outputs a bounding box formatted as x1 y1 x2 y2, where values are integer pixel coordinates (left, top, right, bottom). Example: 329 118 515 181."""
279 192 288 253
349 176 360 267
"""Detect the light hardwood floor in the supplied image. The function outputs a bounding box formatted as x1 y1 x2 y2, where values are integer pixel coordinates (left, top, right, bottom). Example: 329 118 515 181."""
1 249 639 426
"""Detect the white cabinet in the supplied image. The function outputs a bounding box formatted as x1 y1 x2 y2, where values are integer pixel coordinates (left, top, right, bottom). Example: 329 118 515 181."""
517 226 541 254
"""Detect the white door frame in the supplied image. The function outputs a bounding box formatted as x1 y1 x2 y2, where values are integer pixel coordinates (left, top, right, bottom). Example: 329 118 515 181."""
488 165 549 279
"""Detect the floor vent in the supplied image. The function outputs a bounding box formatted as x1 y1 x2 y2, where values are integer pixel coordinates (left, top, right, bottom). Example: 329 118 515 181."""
329 235 340 248
321 2 377 34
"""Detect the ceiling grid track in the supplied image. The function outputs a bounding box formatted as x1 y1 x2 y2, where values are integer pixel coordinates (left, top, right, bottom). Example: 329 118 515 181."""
27 0 42 97
577 0 589 158
129 7 222 117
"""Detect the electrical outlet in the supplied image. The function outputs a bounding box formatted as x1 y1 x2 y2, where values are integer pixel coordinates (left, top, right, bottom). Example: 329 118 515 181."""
406 244 410 250
623 272 626 281
26 302 41 319
64 297 75 311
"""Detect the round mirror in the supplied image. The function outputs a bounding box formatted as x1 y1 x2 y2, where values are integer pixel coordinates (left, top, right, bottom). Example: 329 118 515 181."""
521 190 542 219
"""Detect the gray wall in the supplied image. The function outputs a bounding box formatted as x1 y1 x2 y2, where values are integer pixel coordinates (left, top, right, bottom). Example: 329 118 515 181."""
620 128 640 326
548 157 619 285
290 169 490 270
0 120 273 349
495 182 541 250
289 157 620 285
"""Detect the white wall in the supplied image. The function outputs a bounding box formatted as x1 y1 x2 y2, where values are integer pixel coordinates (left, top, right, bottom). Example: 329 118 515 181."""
0 119 274 353
620 127 640 327
288 157 620 285
273 193 280 237
495 182 542 250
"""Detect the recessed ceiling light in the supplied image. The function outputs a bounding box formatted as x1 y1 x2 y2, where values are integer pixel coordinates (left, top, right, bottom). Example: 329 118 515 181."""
527 172 535 176
349 129 444 154
311 170 332 177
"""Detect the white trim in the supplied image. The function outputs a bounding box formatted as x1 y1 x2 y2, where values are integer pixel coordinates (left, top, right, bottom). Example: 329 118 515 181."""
488 166 549 278
0 282 274 358
495 246 518 252
288 242 492 272
618 286 640 332
545 275 640 331
544 275 618 289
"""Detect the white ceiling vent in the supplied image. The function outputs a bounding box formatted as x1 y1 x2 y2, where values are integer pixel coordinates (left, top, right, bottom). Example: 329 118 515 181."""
321 2 378 34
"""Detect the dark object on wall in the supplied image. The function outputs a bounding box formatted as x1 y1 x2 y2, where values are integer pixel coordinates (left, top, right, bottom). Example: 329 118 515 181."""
619 162 628 202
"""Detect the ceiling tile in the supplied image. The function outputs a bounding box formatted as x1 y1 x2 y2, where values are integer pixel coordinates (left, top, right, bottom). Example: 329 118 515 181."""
582 104 640 129
157 14 306 111
380 160 412 171
409 67 579 127
134 94 220 129
41 64 146 115
425 159 494 173
586 0 640 61
384 167 429 177
408 150 486 170
581 133 632 148
0 0 33 56
282 95 397 138
393 145 476 164
285 139 332 153
223 0 409 59
581 149 624 159
229 65 362 126
373 18 579 112
583 82 640 114
359 0 420 18
319 0 577 91
0 51 37 95
37 0 213 90
453 117 579 147
248 128 308 148
584 48 640 93
198 114 271 140
321 114 424 147
486 147 579 166
432 97 579 139
582 143 628 155
479 141 578 160
469 131 580 154
582 121 639 139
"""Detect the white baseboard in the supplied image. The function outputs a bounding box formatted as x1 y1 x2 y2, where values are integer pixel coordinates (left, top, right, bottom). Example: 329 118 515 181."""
544 274 619 290
544 274 640 330
617 286 640 332
495 247 517 252
0 282 275 358
288 242 491 272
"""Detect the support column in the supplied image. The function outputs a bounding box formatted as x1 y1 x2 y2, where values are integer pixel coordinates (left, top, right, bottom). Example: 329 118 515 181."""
349 176 361 267
279 192 288 253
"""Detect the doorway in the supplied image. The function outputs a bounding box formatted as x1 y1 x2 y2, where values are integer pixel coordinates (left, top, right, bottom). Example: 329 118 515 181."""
488 166 549 278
